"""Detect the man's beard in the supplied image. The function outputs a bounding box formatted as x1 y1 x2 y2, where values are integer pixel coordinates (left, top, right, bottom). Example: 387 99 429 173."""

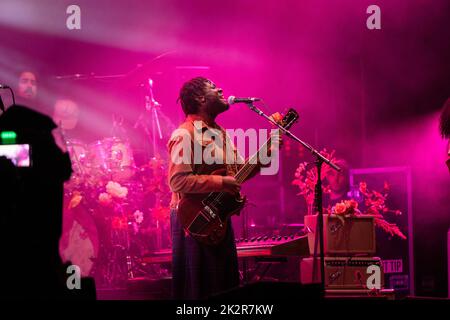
23 88 36 99
207 98 229 116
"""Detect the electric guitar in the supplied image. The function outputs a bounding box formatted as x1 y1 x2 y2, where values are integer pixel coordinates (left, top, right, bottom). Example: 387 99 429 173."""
177 108 299 245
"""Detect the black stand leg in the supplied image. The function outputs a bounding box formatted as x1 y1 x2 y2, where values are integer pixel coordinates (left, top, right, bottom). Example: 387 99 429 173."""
313 159 326 291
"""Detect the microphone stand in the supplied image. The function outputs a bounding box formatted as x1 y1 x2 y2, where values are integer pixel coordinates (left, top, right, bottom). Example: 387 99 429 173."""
241 206 249 284
147 79 163 157
134 79 163 157
135 79 165 251
244 102 341 293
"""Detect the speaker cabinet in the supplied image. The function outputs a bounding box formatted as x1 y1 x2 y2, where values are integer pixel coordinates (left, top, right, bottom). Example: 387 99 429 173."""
304 214 376 255
300 257 384 289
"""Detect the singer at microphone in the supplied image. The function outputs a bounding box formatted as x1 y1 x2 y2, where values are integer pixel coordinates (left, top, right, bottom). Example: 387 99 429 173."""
168 77 270 300
227 96 261 105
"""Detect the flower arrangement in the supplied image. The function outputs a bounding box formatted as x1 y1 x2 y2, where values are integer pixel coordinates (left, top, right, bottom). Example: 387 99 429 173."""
327 183 406 239
356 181 406 239
97 181 129 210
292 148 336 213
293 153 406 239
332 199 360 216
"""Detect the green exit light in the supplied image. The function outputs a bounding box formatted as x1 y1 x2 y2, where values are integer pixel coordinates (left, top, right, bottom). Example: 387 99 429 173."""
1 131 17 144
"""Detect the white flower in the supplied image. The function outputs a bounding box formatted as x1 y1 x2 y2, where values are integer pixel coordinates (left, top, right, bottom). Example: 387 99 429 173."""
106 181 128 199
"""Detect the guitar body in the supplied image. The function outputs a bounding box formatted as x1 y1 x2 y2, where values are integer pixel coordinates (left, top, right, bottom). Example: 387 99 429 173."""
177 169 246 246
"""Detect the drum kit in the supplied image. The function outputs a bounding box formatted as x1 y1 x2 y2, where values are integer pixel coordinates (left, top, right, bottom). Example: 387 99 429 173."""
55 56 203 288
59 135 172 287
58 75 173 288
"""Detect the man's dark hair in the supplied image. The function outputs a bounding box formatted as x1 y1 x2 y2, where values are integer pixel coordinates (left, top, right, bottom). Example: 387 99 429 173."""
178 77 210 116
439 98 450 138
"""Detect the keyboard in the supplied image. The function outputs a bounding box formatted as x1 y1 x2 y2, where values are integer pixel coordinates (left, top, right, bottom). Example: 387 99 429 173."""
142 234 310 264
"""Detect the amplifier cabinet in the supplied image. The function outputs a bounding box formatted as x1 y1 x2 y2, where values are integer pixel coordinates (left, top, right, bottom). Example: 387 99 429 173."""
304 214 376 256
300 257 384 289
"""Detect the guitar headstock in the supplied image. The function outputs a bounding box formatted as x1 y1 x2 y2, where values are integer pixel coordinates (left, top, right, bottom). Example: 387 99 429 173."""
270 108 299 130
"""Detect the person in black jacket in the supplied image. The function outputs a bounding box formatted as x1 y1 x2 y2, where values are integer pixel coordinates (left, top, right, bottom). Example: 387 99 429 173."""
0 104 73 299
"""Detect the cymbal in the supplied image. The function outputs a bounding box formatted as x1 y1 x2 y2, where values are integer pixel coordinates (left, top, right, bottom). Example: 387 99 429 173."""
120 51 177 87
120 52 211 88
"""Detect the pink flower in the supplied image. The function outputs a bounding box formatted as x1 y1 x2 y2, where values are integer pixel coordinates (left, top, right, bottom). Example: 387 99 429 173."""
348 199 358 209
334 202 347 215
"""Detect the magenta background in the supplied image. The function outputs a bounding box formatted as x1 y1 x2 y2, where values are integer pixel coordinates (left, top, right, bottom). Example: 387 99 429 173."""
0 0 449 296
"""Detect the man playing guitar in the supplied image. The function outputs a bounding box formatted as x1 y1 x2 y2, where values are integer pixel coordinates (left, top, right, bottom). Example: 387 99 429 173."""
168 77 285 299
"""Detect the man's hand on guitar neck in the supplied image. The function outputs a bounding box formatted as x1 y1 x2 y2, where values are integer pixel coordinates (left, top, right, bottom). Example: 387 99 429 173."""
269 129 283 155
264 112 284 161
258 130 283 167
222 176 241 196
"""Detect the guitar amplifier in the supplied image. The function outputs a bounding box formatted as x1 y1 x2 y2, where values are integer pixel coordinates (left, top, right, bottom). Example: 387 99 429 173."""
304 214 375 255
300 257 384 289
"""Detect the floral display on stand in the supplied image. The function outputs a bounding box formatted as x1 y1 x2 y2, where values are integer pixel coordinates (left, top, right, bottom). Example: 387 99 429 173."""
292 151 406 239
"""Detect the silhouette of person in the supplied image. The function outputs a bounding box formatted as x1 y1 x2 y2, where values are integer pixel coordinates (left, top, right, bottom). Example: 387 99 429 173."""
0 104 73 299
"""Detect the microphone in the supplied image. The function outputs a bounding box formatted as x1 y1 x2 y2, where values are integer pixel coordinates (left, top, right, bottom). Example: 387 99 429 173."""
0 84 10 89
227 96 261 105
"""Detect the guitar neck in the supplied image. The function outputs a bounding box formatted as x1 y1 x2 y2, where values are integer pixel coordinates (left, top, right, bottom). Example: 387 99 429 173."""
234 131 276 184
205 109 297 210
